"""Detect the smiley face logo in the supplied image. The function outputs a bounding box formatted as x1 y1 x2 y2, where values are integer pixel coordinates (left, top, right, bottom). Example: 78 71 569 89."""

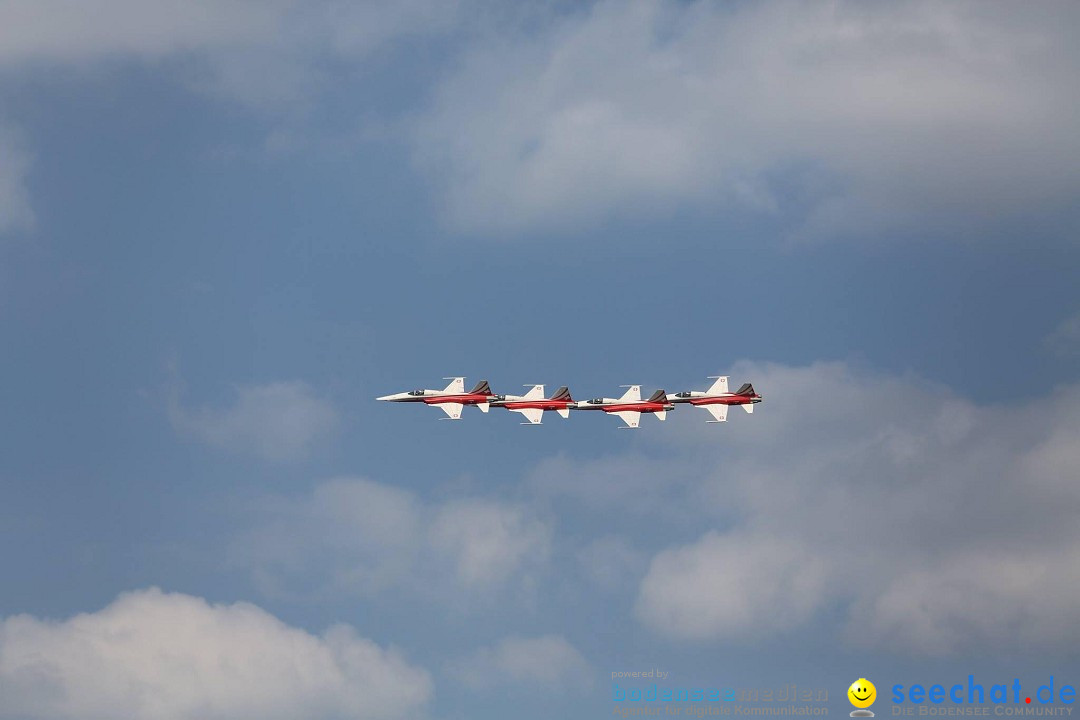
848 678 877 709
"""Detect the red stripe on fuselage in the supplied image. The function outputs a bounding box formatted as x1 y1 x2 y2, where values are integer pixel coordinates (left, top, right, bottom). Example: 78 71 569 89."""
600 402 673 413
500 400 574 411
423 394 492 406
689 396 757 407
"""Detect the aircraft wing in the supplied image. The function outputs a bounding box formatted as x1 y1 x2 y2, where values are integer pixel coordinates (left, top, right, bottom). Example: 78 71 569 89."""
442 377 465 393
614 410 640 428
515 408 544 424
618 385 641 402
705 404 728 423
438 403 463 419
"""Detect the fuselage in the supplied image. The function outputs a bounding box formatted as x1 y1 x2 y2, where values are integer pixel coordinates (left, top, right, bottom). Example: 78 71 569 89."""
574 399 674 413
377 390 492 406
424 393 491 406
669 392 761 407
495 398 574 411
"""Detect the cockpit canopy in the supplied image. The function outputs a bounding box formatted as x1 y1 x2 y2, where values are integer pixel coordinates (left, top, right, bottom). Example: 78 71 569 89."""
674 391 691 398
492 394 507 401
587 398 605 404
408 389 425 396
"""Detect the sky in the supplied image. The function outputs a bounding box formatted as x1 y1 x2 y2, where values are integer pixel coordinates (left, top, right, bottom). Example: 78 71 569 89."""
1 1 1079 719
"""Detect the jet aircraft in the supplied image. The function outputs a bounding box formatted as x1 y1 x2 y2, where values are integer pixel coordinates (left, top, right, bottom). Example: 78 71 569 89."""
572 385 673 428
490 385 574 424
376 377 494 419
668 375 762 423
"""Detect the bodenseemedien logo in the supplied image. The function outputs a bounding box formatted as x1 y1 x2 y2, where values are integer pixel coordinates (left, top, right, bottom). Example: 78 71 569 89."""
850 678 877 717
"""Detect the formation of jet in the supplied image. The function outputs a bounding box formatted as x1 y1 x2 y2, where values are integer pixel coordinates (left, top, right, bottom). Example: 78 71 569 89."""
378 374 761 427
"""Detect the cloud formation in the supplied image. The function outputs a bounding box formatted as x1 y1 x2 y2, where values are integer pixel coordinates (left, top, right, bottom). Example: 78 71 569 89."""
0 587 431 720
236 477 551 601
0 0 463 109
0 0 284 63
415 0 1080 238
4 1 1078 243
430 499 552 588
0 0 463 63
638 532 828 641
0 0 466 229
532 361 1080 654
168 380 339 462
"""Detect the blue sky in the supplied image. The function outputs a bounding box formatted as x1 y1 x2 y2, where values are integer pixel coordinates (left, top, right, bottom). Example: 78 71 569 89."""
1 2 1079 719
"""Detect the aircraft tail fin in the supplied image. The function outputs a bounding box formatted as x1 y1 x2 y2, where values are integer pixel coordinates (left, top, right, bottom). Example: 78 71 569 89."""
469 380 492 396
647 389 668 403
734 382 756 397
550 386 573 402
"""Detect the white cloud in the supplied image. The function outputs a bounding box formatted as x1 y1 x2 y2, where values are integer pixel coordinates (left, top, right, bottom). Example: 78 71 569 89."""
0 0 463 63
0 0 470 232
415 0 1080 238
430 499 552 587
0 587 432 720
236 478 551 601
0 0 465 109
0 127 34 235
637 532 828 641
525 361 1080 654
240 478 422 597
852 545 1080 656
9 1 1077 243
168 380 338 462
0 1 286 63
449 635 591 692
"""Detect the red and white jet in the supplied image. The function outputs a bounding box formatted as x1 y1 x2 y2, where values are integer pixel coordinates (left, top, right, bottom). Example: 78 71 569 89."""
668 375 762 423
490 384 574 425
572 385 673 429
376 377 494 420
